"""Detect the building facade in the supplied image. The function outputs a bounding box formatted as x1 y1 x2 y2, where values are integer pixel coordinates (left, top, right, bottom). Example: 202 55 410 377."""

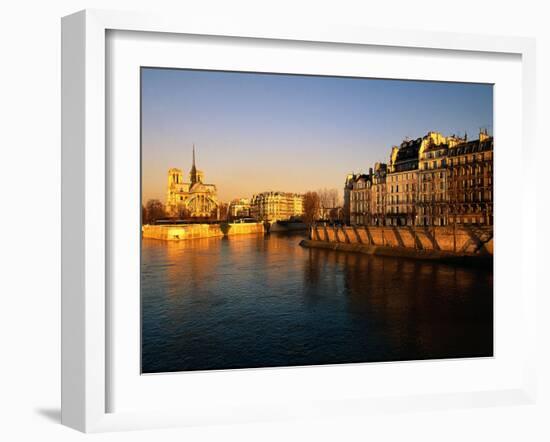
228 198 252 219
416 132 465 226
250 191 305 222
166 146 219 219
345 131 493 227
343 174 355 225
370 163 388 226
447 130 493 225
386 138 421 226
349 174 371 226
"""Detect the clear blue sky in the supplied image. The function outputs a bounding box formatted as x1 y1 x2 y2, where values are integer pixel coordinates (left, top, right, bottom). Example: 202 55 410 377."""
141 68 493 203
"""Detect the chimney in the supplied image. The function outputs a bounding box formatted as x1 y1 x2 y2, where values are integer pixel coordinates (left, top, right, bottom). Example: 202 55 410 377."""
479 129 489 142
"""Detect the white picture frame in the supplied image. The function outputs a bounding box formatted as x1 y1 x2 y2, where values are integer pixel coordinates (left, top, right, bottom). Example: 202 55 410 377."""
61 9 537 433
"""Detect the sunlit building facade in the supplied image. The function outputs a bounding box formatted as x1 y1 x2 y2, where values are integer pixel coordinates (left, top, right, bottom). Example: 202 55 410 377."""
166 146 219 219
370 163 388 226
447 130 494 225
228 198 251 219
349 174 372 226
344 131 494 227
250 191 304 222
387 139 421 226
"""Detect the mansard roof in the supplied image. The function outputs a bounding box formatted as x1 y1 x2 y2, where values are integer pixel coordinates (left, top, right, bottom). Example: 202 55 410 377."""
448 137 494 157
395 138 422 162
422 141 449 153
354 173 371 182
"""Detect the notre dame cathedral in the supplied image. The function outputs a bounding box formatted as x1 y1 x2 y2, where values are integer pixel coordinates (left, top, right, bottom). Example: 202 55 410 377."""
165 146 219 219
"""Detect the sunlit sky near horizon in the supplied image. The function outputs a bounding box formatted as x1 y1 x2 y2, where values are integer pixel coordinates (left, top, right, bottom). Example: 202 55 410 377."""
141 68 493 204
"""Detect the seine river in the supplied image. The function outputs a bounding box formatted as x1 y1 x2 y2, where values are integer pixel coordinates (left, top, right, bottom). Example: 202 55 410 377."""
141 231 493 373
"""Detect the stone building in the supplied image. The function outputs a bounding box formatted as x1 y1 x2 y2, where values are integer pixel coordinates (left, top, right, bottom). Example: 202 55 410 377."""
228 198 251 219
344 130 493 227
166 146 219 219
447 130 493 225
343 174 356 225
416 132 465 226
370 162 388 226
349 174 372 225
250 191 304 222
387 138 421 226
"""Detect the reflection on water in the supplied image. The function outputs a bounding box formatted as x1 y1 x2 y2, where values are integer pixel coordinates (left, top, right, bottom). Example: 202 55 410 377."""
141 232 493 373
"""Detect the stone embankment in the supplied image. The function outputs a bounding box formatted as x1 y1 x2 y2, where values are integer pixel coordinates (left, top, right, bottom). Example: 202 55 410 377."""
301 224 493 264
142 222 264 241
269 221 307 232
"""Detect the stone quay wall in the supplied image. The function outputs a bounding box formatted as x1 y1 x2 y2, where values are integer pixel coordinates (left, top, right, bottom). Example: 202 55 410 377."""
142 222 264 241
309 224 493 256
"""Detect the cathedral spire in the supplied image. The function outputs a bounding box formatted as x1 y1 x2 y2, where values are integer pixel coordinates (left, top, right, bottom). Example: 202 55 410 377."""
190 143 200 184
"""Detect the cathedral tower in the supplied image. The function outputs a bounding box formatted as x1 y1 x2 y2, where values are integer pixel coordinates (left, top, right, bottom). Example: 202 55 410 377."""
189 144 204 184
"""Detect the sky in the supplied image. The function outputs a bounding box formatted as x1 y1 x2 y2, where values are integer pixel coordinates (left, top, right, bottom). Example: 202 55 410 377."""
141 68 493 204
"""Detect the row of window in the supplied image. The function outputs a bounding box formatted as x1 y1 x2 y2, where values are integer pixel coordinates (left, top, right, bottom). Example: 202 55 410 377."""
448 152 492 163
420 160 445 170
388 173 417 182
355 190 493 208
452 178 493 188
449 165 492 176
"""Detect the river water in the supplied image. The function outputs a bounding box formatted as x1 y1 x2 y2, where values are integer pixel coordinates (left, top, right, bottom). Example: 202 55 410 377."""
141 231 493 373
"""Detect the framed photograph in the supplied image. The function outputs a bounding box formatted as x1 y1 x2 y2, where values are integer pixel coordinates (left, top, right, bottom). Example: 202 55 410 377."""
61 9 537 432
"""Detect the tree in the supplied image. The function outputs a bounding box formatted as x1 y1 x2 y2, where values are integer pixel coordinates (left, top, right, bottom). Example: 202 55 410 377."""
145 199 166 224
142 204 147 225
175 204 189 220
303 191 320 227
210 203 228 221
317 188 341 220
218 203 229 221
329 207 342 223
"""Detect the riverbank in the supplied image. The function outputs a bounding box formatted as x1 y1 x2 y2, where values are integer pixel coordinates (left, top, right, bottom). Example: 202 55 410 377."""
300 239 492 266
142 222 264 241
269 221 307 232
301 224 493 265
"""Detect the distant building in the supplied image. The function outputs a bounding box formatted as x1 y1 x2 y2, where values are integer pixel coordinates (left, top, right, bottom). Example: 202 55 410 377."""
166 146 219 219
250 191 304 221
228 198 251 219
344 130 493 227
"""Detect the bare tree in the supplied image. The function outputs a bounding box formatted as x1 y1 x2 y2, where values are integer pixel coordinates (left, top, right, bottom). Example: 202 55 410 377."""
329 207 342 223
176 204 189 220
145 199 166 224
217 203 229 221
317 188 341 220
327 188 340 207
303 191 320 227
